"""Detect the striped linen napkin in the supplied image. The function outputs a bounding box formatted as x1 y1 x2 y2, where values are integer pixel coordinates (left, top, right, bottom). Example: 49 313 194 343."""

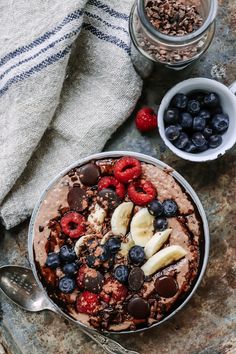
0 0 142 229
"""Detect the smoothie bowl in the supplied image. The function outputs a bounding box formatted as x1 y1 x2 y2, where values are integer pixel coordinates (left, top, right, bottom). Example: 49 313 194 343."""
29 151 209 334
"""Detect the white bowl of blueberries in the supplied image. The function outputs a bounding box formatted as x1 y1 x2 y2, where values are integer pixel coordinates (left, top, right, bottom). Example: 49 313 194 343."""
158 78 236 162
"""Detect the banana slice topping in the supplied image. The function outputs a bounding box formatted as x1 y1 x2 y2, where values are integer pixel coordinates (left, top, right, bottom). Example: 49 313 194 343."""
111 202 134 236
130 208 154 247
144 229 172 259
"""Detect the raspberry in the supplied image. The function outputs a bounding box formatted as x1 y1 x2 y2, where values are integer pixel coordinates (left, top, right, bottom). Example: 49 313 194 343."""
76 265 89 289
128 180 157 206
98 176 125 199
135 107 157 133
60 212 86 239
76 291 100 315
114 157 142 184
100 278 127 304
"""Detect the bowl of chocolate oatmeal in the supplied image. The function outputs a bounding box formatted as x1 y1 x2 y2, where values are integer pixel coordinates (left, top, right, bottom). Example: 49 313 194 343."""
28 151 209 334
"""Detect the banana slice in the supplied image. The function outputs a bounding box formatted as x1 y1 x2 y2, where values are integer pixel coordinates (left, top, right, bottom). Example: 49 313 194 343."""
130 208 154 247
111 202 134 236
141 245 187 276
120 233 135 256
144 229 172 259
74 235 90 256
87 203 106 232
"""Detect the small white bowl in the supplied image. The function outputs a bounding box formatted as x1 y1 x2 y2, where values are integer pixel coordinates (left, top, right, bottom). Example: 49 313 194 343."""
158 78 236 162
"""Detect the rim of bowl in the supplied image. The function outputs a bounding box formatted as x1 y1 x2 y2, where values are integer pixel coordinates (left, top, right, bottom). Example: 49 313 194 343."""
158 78 236 162
28 151 209 335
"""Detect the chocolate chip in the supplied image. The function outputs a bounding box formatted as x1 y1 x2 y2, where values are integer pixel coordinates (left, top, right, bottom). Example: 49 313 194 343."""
127 297 150 319
79 163 100 186
84 271 104 293
67 187 88 211
97 188 121 210
128 267 144 292
154 276 179 298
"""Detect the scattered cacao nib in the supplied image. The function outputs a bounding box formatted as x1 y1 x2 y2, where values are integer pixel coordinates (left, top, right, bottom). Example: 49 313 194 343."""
39 225 44 232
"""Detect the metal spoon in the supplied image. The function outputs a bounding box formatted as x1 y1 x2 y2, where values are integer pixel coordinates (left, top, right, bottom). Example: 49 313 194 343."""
0 265 139 354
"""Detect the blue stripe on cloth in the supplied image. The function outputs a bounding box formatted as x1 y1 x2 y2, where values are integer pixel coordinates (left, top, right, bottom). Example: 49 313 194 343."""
83 23 131 55
84 11 129 35
88 0 129 21
0 9 83 69
0 27 81 82
0 45 72 97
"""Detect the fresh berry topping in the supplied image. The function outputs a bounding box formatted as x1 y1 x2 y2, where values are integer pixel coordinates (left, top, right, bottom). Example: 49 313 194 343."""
187 100 201 116
165 125 180 141
59 245 77 263
211 113 229 134
76 265 89 289
129 246 145 265
101 278 128 303
208 135 223 148
174 132 189 150
163 200 178 217
97 188 121 210
104 238 121 255
171 93 188 110
84 269 104 293
128 180 157 206
184 141 197 153
98 176 125 199
164 108 179 125
60 212 86 239
154 217 168 231
204 92 219 108
113 265 129 283
203 127 213 138
198 110 211 120
76 291 100 315
114 157 142 184
197 143 209 152
63 263 78 275
45 252 60 269
86 255 96 268
180 112 193 129
193 116 206 131
59 276 76 293
98 245 110 262
147 200 164 217
135 107 157 133
78 163 100 186
192 132 207 148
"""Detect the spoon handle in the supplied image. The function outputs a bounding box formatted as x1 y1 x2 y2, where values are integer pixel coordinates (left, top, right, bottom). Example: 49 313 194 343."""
80 329 139 354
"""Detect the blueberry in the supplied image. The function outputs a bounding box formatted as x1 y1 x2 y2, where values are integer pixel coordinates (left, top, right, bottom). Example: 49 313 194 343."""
203 127 213 138
59 245 76 263
171 93 188 110
59 276 76 293
129 246 145 265
45 252 60 269
86 255 96 268
154 217 168 231
174 132 189 150
63 262 78 275
197 143 209 152
188 91 205 107
192 132 207 147
184 141 197 153
175 123 183 132
198 110 211 120
164 108 179 125
180 112 193 129
208 135 223 148
99 245 110 262
204 92 220 108
105 238 121 255
187 100 201 116
211 113 229 134
193 116 206 131
165 125 180 142
163 200 178 217
147 200 164 217
114 265 129 283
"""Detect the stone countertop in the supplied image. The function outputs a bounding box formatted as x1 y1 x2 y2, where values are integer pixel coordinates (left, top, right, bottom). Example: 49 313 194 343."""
0 1 236 354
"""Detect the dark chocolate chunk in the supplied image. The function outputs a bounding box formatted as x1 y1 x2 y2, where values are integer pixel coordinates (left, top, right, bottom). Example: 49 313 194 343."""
79 163 100 186
97 188 121 210
128 267 144 292
84 271 104 293
67 186 88 211
127 297 150 319
39 225 44 232
154 276 179 298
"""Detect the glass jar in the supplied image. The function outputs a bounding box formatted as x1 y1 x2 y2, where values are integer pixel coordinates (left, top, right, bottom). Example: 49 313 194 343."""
129 0 218 76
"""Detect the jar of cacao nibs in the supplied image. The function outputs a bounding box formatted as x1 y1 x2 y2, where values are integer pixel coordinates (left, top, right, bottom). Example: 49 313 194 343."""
129 0 218 76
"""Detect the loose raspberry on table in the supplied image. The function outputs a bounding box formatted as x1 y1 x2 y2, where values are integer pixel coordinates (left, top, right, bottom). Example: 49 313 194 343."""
128 180 157 206
135 107 157 133
114 157 142 184
76 265 89 289
100 278 128 304
98 176 125 199
60 212 86 239
76 291 100 315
